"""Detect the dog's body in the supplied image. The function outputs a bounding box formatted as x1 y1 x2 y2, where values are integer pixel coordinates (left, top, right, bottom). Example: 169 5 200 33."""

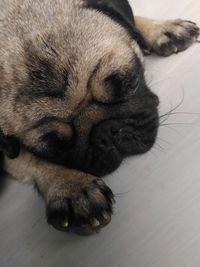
0 0 199 234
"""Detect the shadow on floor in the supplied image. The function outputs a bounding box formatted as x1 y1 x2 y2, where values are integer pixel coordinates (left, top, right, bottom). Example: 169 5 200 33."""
0 169 9 196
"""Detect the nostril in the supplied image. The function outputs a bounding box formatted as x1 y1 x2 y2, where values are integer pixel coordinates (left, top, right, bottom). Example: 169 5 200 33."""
99 137 108 146
95 136 111 148
111 123 121 134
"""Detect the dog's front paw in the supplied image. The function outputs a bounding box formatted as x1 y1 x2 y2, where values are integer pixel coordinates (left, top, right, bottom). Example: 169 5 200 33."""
46 177 114 235
152 19 199 56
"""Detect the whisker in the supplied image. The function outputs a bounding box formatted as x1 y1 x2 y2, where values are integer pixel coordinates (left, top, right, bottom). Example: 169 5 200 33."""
157 137 171 145
160 88 185 120
145 68 166 74
161 111 200 117
160 125 180 134
150 76 175 87
148 148 157 156
114 190 133 197
160 103 173 124
152 146 164 154
155 143 166 152
160 122 195 126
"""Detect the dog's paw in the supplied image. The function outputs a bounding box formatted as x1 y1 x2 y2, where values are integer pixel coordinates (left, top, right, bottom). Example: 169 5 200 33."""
151 19 199 56
46 178 114 235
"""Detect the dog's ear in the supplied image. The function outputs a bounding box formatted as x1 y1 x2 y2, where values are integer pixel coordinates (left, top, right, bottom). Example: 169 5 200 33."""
0 130 20 159
85 0 150 52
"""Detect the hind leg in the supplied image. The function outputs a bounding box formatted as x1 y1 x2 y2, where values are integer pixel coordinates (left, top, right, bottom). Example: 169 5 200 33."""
134 16 199 56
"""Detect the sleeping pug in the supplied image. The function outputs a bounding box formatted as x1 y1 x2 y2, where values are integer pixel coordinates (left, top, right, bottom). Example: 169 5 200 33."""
0 0 199 235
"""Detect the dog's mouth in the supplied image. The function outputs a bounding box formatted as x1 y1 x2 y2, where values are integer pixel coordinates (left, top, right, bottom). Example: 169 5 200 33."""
80 114 159 176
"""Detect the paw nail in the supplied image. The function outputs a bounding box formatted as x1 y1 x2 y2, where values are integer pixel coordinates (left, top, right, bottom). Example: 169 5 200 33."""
103 212 110 220
63 221 69 228
92 218 100 227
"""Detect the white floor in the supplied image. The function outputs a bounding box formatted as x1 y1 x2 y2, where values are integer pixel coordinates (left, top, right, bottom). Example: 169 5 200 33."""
0 0 200 267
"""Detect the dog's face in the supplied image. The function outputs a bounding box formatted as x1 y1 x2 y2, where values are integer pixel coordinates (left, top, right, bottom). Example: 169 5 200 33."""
1 10 159 177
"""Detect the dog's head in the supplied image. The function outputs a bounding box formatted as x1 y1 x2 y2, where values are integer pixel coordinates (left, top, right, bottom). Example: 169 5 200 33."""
0 2 159 176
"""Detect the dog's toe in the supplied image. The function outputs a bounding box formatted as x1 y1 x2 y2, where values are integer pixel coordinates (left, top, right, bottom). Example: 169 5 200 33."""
46 178 114 235
152 19 199 56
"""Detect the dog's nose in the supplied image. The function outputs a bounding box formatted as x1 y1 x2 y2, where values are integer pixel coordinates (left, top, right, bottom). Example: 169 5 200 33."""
90 120 120 149
88 120 123 176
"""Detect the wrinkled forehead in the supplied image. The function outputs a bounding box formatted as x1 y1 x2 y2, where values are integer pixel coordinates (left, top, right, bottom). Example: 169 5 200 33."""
23 34 144 105
24 23 144 89
26 5 144 71
65 29 144 75
64 42 142 82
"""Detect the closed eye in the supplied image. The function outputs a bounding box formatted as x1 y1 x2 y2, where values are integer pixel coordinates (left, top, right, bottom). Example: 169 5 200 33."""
132 75 140 93
103 73 123 99
104 72 140 98
31 116 67 130
27 54 69 99
30 71 69 99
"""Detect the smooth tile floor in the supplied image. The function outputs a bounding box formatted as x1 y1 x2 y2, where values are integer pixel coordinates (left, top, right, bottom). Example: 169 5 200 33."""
0 0 200 266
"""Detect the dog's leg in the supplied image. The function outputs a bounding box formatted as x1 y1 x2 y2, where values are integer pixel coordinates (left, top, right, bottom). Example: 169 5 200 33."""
3 150 114 235
134 17 199 56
